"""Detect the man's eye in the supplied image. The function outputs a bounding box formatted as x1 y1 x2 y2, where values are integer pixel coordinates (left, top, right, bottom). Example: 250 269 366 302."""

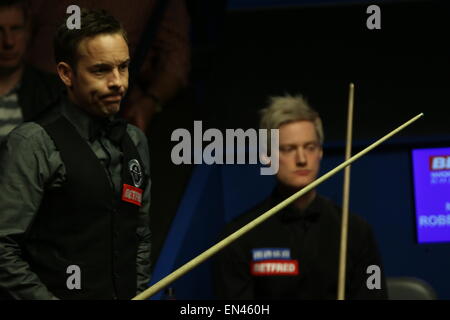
119 64 129 71
305 144 319 151
93 68 107 74
280 146 294 152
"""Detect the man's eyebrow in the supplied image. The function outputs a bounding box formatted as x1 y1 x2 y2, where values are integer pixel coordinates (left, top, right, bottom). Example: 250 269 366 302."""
279 143 297 147
90 63 112 69
279 141 319 147
90 59 130 68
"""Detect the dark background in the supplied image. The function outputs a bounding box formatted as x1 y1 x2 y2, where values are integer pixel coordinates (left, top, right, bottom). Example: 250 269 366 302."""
148 0 450 299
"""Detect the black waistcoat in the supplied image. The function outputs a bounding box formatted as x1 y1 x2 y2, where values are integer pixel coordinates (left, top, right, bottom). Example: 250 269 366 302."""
24 115 146 300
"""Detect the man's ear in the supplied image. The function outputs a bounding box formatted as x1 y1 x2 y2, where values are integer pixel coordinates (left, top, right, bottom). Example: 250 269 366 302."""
56 62 74 87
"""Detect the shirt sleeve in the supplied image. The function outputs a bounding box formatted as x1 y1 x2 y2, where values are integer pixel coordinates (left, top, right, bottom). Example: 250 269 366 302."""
128 126 152 295
0 124 63 300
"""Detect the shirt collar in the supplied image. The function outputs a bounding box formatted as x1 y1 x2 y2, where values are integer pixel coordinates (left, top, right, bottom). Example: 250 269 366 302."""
61 98 93 141
61 95 128 145
2 82 21 97
271 187 322 222
61 96 115 142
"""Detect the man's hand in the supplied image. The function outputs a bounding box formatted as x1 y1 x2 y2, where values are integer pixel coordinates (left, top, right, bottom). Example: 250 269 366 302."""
122 87 159 133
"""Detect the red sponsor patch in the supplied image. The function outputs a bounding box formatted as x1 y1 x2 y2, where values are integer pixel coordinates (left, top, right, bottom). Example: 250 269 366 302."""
121 184 143 206
250 259 299 276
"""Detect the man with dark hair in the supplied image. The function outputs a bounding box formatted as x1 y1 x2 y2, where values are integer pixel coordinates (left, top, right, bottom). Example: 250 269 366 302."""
28 0 190 133
0 9 151 300
0 0 62 141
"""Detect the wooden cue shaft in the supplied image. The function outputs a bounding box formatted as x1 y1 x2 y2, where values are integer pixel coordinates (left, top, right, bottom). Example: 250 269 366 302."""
337 83 355 300
132 113 424 300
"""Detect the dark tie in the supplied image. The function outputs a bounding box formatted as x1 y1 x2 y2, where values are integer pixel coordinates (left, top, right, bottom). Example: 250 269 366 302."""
89 118 128 145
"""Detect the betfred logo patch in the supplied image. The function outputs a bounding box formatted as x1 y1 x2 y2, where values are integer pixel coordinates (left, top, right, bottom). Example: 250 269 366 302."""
430 156 450 171
122 184 143 206
250 248 298 276
251 260 299 276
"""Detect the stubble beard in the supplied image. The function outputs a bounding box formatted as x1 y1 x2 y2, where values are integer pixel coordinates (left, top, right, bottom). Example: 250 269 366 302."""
0 60 23 78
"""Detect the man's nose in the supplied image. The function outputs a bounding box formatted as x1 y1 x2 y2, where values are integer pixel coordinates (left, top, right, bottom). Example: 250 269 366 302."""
107 68 123 90
1 29 15 49
295 147 307 166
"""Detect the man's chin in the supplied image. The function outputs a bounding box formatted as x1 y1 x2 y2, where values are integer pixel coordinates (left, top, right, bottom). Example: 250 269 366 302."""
101 102 121 116
0 61 22 76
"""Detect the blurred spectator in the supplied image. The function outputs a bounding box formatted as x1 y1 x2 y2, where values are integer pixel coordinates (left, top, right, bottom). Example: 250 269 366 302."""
0 0 62 141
